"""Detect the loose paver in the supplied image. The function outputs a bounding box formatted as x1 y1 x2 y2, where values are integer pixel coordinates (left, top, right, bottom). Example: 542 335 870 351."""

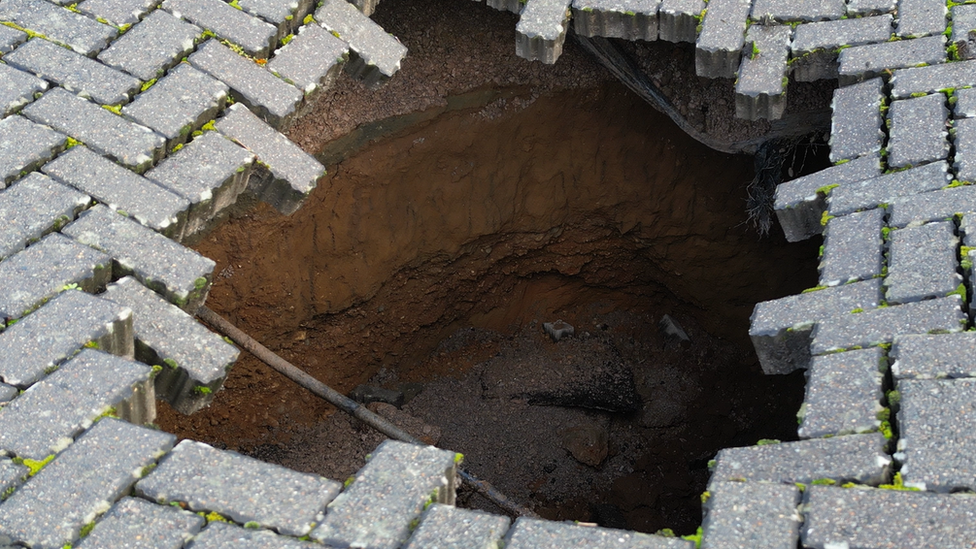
267 22 349 95
826 160 950 216
790 15 893 82
846 0 896 15
316 0 408 86
798 347 885 438
76 496 205 549
818 207 884 285
657 0 704 43
700 481 801 549
187 522 320 549
735 24 791 121
505 517 692 548
0 172 89 261
0 0 118 56
571 0 660 42
884 221 960 305
828 77 885 163
403 504 511 549
886 92 949 169
0 114 65 189
695 0 753 78
751 0 843 22
162 0 277 58
892 332 976 379
837 34 946 86
0 62 47 117
97 10 203 82
887 184 976 228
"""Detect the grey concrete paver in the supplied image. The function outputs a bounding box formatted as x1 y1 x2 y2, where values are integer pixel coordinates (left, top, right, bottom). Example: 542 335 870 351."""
658 0 703 43
187 522 320 549
571 0 660 42
887 184 976 228
798 347 886 438
838 34 946 86
76 496 205 549
886 92 949 169
695 0 752 78
315 0 408 86
506 517 692 548
790 15 893 82
818 207 883 286
97 9 203 82
828 77 885 163
162 0 277 57
77 0 160 26
403 504 511 549
701 481 801 549
891 58 976 99
0 114 66 189
892 332 976 380
827 160 950 216
0 172 89 261
0 0 117 56
735 24 791 121
267 21 349 94
897 0 946 38
884 221 960 305
0 62 47 117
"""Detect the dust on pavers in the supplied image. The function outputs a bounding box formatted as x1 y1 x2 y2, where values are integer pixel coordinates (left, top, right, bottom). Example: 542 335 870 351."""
42 146 189 238
0 25 26 53
809 295 966 355
0 62 47 117
699 481 801 549
570 0 660 42
886 93 949 169
789 15 893 82
846 0 896 16
0 384 15 403
950 3 976 60
892 332 976 379
735 24 791 121
103 276 239 415
953 117 976 182
0 114 65 189
773 154 881 242
826 160 950 217
0 233 111 323
800 484 976 549
748 278 883 375
3 38 141 106
0 0 117 56
267 22 349 97
708 432 890 487
827 77 885 163
189 39 303 128
695 0 753 78
310 440 458 548
76 496 204 549
237 0 316 45
818 208 883 286
187 521 321 549
0 417 175 549
121 63 229 150
0 172 89 261
750 0 843 22
77 0 159 26
657 0 703 42
22 87 166 173
402 504 511 549
896 0 946 37
61 205 216 312
837 34 947 86
884 221 960 305
797 347 885 438
0 458 27 500
97 10 203 82
890 58 976 98
0 348 154 460
215 103 323 215
887 185 976 228
505 517 692 548
315 0 408 87
136 439 341 536
146 130 254 238
0 289 133 388
162 0 277 58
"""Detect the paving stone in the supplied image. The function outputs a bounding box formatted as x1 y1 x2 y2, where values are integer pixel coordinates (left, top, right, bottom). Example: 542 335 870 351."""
887 93 950 169
0 385 15 403
956 88 976 118
799 347 886 438
0 114 65 189
0 289 132 388
801 485 976 548
953 117 976 182
0 62 47 117
137 439 340 536
790 15 893 82
749 278 883 374
505 517 692 548
4 37 141 106
657 0 703 43
827 160 950 216
837 34 946 86
0 25 26 54
892 332 976 379
146 130 254 238
61 205 215 312
773 154 881 242
215 103 323 215
267 23 348 95
950 3 976 60
97 10 203 82
76 496 204 549
187 522 320 549
751 0 843 22
818 207 884 286
695 0 752 78
709 433 890 487
0 348 154 460
896 378 976 491
963 214 976 246
22 87 166 173
189 39 302 127
103 276 239 415
238 0 316 43
0 233 111 323
0 0 117 56
403 504 511 549
700 481 800 549
885 221 960 304
810 295 966 355
310 440 459 548
77 0 159 26
0 172 88 261
897 0 946 37
162 0 277 57
828 77 885 163
0 458 27 500
735 24 791 121
43 146 189 238
887 184 976 228
571 0 660 42
0 417 175 549
121 63 228 149
486 0 523 15
846 0 896 16
315 0 408 86
890 58 976 99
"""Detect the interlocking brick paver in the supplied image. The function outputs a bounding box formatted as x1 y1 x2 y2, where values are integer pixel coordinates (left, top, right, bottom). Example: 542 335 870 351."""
790 15 893 82
891 58 976 98
887 92 949 169
76 496 204 549
827 161 950 216
818 207 884 285
97 10 203 82
887 184 976 228
0 172 88 261
163 0 277 57
0 114 65 189
695 0 752 78
828 77 885 163
505 517 692 548
0 0 117 56
315 0 408 86
701 481 801 549
403 504 511 549
897 0 946 37
658 0 704 43
892 332 976 379
798 347 885 438
571 0 660 42
187 522 320 549
0 62 47 117
735 24 791 121
267 21 349 94
838 35 946 86
884 221 960 305
77 0 159 26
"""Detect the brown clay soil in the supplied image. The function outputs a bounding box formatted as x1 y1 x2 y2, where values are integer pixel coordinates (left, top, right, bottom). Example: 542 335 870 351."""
157 0 830 535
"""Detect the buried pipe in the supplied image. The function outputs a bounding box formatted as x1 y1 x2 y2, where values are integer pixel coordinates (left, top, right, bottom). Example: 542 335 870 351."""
196 305 539 519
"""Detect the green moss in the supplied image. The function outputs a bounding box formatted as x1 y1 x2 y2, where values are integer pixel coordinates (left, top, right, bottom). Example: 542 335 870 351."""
756 438 780 446
802 285 828 293
344 476 355 487
13 454 55 477
101 104 122 115
887 389 901 407
700 490 710 503
244 521 261 529
811 478 836 486
303 14 315 24
65 137 82 149
193 385 212 395
851 307 865 313
201 511 231 523
816 183 840 196
281 33 295 46
681 527 703 549
84 340 99 349
140 78 157 92
880 472 919 491
821 210 835 226
947 283 967 302
834 158 851 165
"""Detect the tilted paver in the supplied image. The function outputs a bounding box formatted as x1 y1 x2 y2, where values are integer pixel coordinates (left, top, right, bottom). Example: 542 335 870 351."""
267 22 349 95
695 0 753 78
571 0 660 42
790 15 893 82
97 9 204 82
0 62 47 117
657 0 704 43
162 0 278 58
896 0 946 38
311 440 459 548
818 207 884 286
890 58 976 99
886 92 949 169
75 496 205 549
700 481 801 549
884 221 960 305
892 332 976 380
61 205 216 312
826 160 950 216
0 114 66 188
953 117 976 182
735 24 791 121
77 0 161 26
0 0 117 56
136 439 341 536
316 0 408 86
0 418 175 549
887 184 976 228
187 522 320 549
103 276 239 415
0 289 133 389
798 347 885 438
403 504 511 549
505 517 692 548
0 233 111 323
0 172 89 261
838 34 946 86
827 77 885 163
